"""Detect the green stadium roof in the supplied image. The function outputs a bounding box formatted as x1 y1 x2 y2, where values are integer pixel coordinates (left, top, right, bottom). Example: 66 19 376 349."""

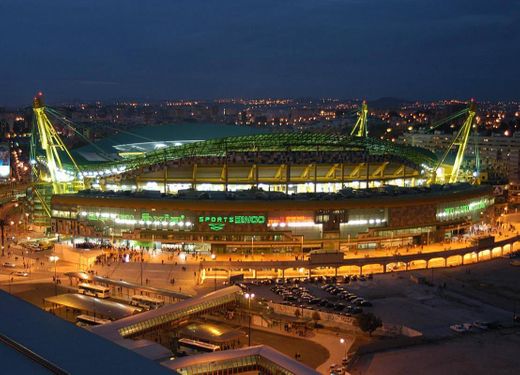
75 132 437 176
73 122 269 160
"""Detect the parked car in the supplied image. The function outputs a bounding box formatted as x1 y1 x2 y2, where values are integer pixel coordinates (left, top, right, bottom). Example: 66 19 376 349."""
14 271 28 277
2 262 16 268
347 306 363 314
450 324 469 333
472 321 489 330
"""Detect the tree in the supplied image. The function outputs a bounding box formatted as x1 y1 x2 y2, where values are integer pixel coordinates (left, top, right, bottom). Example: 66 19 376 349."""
357 313 382 336
311 311 321 327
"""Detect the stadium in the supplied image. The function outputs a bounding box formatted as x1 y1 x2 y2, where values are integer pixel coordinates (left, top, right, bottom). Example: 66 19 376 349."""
29 94 495 254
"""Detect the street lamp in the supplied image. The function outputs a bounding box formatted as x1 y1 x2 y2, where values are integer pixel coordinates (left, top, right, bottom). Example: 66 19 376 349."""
0 219 5 257
340 338 348 360
140 245 145 286
8 271 14 294
211 253 217 291
49 255 59 296
245 293 255 346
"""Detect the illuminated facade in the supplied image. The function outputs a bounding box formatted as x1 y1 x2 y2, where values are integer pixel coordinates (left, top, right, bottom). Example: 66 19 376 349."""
51 184 494 253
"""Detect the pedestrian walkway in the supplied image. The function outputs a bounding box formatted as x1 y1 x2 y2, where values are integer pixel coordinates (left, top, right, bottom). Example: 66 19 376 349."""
206 312 353 373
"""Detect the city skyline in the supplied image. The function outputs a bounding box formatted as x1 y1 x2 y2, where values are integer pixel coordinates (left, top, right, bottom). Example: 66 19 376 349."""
1 0 519 106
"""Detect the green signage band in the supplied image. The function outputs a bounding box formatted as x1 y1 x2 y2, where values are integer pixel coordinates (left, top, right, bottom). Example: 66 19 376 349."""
209 223 225 231
199 215 266 224
84 212 185 223
443 199 489 215
438 197 494 219
140 213 185 223
199 215 266 231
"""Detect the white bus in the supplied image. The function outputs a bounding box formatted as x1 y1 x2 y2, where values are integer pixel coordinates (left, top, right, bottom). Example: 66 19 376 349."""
130 295 165 310
78 283 110 299
178 338 220 355
75 314 111 327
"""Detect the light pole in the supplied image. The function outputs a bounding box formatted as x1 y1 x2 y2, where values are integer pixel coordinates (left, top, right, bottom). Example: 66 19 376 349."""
340 337 348 360
8 271 14 294
245 293 255 346
0 219 5 257
140 244 145 286
49 255 59 296
211 253 217 291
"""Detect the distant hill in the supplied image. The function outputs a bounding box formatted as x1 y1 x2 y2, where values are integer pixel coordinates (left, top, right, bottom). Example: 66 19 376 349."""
368 97 413 109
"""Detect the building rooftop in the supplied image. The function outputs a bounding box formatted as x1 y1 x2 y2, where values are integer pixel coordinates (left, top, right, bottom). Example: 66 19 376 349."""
0 290 173 375
161 345 320 375
73 123 270 162
45 293 140 320
91 286 242 341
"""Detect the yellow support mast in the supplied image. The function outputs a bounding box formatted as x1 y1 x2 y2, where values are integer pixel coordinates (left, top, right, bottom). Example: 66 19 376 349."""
430 100 477 184
449 101 476 183
351 100 368 138
32 93 80 194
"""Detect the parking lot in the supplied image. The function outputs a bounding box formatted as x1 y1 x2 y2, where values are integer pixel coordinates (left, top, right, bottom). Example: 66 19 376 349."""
243 275 375 319
243 259 517 339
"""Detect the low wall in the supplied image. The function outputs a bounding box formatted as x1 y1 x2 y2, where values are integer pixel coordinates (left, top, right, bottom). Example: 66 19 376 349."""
54 243 102 270
267 301 357 326
381 323 422 338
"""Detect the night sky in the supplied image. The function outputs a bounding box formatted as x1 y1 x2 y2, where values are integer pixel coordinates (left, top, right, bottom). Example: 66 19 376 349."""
0 0 519 106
